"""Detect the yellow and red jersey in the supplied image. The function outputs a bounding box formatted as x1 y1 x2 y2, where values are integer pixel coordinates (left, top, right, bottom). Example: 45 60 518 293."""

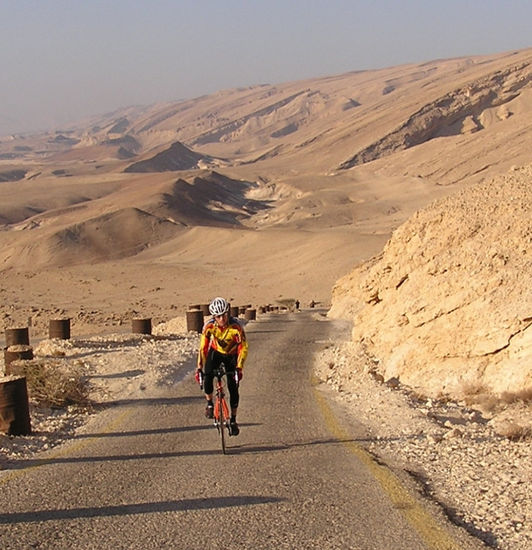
198 316 248 369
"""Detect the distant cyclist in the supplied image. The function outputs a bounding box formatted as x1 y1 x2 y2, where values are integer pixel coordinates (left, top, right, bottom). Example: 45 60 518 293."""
196 297 248 435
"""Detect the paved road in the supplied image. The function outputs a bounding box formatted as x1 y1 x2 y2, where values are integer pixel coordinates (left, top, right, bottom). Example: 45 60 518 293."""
0 311 485 549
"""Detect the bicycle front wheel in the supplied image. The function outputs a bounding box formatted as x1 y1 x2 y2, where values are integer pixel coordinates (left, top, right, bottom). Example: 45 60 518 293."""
217 395 230 455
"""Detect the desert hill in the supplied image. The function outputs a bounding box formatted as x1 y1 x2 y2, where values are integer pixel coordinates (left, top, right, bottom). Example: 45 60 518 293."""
0 170 271 267
124 141 213 173
0 47 530 364
3 49 530 175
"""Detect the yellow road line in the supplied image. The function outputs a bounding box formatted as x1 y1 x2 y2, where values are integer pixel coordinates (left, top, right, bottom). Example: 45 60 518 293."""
0 407 133 486
312 380 465 550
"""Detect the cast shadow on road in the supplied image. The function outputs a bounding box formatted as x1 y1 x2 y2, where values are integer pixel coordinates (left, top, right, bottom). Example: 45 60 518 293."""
227 436 361 455
2 421 251 470
72 424 213 439
88 369 146 379
5 446 243 470
0 495 286 525
4 426 351 470
91 395 201 408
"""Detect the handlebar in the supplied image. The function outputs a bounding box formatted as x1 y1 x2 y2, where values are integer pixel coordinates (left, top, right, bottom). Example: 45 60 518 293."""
199 363 239 385
213 364 227 380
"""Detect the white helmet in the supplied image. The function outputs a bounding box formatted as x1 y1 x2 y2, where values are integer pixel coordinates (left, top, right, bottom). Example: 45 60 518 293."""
209 297 229 316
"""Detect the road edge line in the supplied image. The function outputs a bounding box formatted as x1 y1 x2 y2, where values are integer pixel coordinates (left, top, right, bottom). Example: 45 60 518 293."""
312 377 467 550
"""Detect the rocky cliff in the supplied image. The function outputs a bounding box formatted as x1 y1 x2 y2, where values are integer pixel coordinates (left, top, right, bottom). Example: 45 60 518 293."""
329 164 531 402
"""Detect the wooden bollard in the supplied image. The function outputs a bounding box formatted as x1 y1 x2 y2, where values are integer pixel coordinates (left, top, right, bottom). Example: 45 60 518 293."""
49 319 71 340
186 309 203 333
5 327 30 347
4 345 34 375
245 308 256 321
132 318 152 335
0 376 32 436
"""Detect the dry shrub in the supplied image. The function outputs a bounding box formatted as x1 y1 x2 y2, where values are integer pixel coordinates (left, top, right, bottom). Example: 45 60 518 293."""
499 387 532 405
433 392 454 404
493 420 532 441
460 381 500 413
460 380 489 397
473 394 501 414
9 359 89 408
461 382 532 416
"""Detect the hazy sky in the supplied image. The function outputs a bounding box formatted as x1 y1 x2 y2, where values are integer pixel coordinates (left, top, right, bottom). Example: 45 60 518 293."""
1 0 530 135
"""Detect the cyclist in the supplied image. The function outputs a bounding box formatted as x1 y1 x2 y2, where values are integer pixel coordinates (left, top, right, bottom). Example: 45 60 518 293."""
196 297 248 436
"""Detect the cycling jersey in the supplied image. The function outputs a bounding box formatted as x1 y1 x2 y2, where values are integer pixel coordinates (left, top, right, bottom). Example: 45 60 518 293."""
198 316 248 370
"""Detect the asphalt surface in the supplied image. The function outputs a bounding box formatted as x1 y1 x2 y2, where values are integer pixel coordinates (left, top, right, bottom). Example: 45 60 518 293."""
0 311 486 549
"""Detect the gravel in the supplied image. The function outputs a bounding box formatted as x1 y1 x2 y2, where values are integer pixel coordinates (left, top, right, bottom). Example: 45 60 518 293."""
314 340 531 550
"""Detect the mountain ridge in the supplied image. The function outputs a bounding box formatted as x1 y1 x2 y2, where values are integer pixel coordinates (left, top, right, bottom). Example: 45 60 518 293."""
0 47 530 332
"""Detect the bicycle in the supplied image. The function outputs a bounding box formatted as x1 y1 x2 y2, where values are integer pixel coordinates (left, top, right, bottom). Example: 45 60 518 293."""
198 363 233 454
198 361 241 454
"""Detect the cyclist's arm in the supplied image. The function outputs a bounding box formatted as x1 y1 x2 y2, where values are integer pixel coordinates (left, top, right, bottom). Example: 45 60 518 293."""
197 325 212 368
236 327 248 370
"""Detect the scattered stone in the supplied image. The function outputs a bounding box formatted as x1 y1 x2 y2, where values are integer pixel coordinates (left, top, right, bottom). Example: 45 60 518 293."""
315 338 532 550
385 376 400 388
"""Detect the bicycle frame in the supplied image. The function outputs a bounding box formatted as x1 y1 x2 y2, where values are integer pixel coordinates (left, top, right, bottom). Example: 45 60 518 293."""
213 364 231 454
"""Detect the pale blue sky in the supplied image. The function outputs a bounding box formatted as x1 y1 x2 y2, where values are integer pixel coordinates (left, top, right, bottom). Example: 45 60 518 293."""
1 0 530 135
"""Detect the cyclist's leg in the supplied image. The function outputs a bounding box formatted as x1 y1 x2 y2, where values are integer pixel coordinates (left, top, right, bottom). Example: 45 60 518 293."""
203 349 219 418
225 355 239 411
226 355 240 435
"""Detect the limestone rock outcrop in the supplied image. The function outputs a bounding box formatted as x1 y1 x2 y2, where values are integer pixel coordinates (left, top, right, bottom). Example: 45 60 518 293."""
329 164 532 400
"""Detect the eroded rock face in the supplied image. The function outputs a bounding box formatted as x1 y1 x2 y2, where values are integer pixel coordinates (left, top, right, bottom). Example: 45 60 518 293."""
329 164 532 399
337 61 532 169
